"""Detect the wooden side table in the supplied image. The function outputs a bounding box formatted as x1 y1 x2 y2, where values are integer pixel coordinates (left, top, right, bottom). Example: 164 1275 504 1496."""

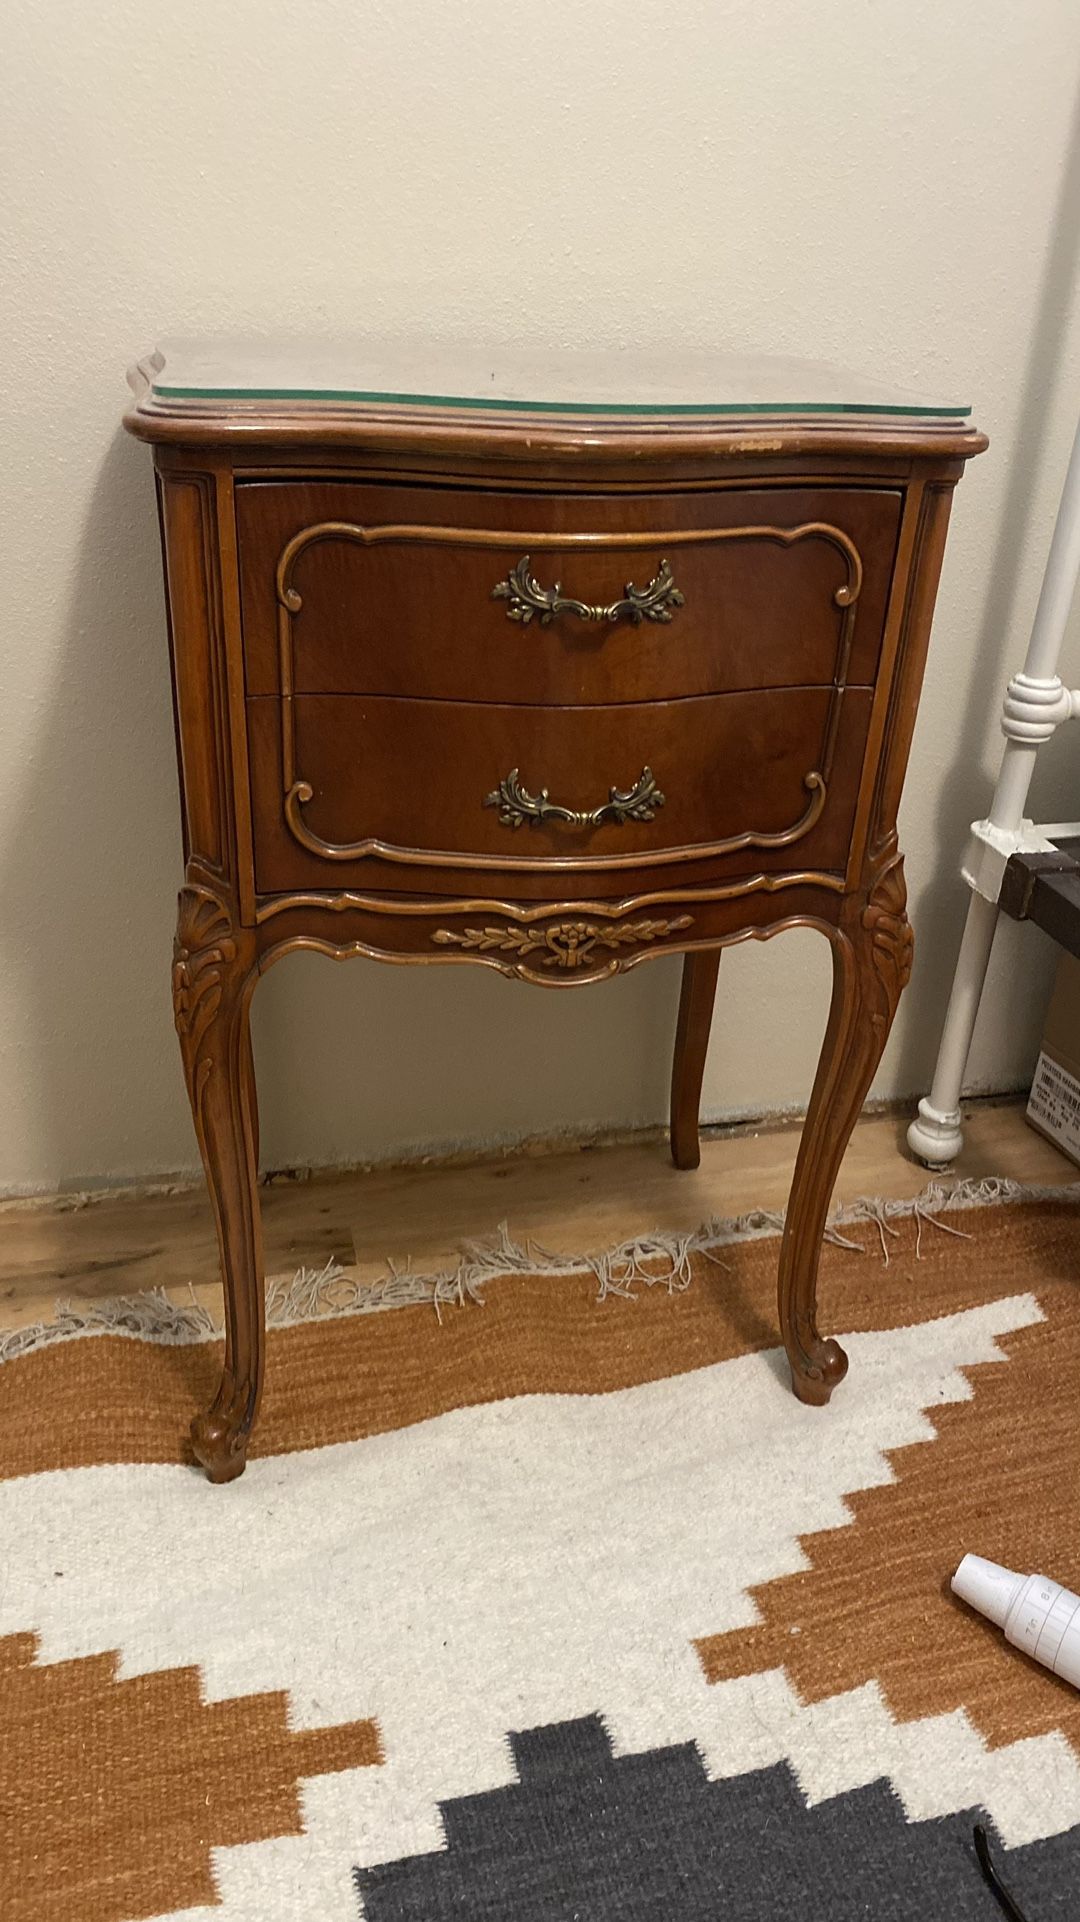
125 344 986 1481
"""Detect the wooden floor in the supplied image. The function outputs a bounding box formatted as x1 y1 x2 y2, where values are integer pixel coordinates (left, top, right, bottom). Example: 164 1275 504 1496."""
1 1100 1074 1337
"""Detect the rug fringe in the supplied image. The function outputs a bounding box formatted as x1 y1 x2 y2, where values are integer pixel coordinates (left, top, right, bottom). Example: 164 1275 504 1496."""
3 1173 1075 1362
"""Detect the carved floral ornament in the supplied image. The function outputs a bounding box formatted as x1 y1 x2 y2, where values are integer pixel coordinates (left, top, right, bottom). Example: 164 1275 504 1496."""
863 857 914 1008
172 888 236 1117
431 915 693 971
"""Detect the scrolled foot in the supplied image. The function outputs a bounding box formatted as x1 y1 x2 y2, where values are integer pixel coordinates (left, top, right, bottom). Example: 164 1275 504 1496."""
789 1336 849 1407
190 1403 251 1483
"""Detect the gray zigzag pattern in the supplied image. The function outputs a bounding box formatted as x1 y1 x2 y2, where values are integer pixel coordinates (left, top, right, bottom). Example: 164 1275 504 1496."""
356 1713 1076 1920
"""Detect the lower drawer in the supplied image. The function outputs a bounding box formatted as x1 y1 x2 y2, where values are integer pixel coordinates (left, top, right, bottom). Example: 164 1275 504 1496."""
247 688 873 897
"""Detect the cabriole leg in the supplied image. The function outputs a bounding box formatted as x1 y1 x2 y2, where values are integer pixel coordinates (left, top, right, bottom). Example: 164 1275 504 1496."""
241 1021 260 1176
670 949 722 1170
172 880 263 1483
779 859 913 1404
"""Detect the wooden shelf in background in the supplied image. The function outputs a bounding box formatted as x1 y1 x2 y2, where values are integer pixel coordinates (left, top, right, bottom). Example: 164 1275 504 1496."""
1000 837 1080 959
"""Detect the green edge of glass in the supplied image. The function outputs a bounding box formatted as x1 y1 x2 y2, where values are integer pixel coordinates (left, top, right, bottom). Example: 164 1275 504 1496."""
153 383 971 419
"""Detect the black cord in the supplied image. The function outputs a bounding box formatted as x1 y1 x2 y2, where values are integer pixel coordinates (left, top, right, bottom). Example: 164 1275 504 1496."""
975 1824 1032 1922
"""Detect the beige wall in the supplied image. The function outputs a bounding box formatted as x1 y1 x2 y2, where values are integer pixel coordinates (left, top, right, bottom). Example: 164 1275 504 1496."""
4 1 1080 1193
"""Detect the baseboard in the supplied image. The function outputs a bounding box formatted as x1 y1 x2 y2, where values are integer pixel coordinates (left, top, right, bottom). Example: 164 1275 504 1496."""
0 1088 1031 1211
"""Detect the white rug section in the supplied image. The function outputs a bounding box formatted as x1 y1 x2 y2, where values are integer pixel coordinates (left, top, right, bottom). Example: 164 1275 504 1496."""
2 1295 1061 1922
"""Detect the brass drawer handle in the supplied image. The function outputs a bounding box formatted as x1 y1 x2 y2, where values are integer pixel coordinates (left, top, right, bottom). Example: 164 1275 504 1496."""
486 767 664 830
493 555 684 627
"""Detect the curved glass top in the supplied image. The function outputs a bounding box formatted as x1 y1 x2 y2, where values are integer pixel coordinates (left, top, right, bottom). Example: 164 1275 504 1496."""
140 340 970 421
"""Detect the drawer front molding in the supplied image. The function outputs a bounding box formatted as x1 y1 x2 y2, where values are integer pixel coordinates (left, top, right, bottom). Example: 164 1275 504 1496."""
251 868 848 922
274 518 862 873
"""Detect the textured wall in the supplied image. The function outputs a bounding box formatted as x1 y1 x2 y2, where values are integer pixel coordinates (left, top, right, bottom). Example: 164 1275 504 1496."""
3 1 1080 1191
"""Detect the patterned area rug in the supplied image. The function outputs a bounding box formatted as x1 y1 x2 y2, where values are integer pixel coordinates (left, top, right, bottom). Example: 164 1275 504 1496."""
3 1182 1079 1922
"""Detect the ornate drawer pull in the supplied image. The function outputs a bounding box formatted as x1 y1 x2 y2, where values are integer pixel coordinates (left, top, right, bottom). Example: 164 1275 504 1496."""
493 555 684 627
485 767 664 830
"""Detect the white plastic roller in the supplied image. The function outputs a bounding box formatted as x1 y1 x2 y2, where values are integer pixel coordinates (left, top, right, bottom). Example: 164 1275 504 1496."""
953 1554 1080 1688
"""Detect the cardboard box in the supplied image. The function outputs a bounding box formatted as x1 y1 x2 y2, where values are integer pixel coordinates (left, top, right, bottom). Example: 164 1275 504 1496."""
1027 950 1080 1165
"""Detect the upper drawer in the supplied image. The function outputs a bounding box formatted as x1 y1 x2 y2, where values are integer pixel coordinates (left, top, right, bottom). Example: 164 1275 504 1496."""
236 481 901 703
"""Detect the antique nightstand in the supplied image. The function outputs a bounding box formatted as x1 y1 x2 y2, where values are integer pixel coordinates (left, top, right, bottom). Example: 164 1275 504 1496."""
125 343 986 1481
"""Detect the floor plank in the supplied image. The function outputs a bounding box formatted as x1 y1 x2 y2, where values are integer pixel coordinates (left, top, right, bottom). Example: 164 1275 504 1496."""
1 1100 1074 1335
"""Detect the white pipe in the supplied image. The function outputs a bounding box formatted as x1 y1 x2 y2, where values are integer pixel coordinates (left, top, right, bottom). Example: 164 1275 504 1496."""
908 411 1080 1166
907 893 1000 1165
1022 411 1080 683
987 410 1080 838
987 742 1038 834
